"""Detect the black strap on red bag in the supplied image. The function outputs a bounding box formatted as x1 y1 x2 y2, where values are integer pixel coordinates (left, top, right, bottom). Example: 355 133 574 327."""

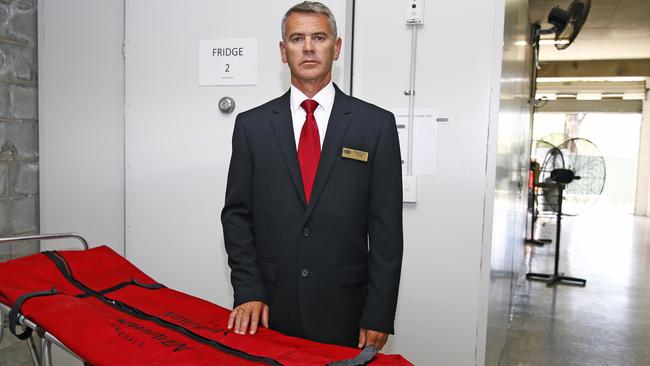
8 287 58 340
75 277 165 299
43 251 283 366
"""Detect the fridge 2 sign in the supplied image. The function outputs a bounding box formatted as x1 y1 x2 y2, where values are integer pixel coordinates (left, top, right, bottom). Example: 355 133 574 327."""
199 39 258 86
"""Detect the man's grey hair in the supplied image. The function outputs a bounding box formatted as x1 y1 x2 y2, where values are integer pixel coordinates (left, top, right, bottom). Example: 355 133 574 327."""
281 1 338 40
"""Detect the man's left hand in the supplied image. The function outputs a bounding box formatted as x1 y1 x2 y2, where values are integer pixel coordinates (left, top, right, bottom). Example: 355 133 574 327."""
358 328 389 350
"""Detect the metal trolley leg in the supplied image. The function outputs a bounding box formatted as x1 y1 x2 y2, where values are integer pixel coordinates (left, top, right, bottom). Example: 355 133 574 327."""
42 339 53 366
27 335 41 366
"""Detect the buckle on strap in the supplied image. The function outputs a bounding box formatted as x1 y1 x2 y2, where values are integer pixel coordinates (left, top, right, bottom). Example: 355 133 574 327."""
8 288 58 340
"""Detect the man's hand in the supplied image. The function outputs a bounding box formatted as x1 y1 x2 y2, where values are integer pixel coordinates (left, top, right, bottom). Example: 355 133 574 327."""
227 301 269 335
358 328 389 350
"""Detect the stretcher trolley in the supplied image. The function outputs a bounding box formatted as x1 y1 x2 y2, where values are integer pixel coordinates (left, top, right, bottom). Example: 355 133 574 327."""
0 234 413 366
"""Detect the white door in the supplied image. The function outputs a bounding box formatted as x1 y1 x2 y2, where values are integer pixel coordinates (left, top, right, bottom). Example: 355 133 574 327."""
124 0 352 308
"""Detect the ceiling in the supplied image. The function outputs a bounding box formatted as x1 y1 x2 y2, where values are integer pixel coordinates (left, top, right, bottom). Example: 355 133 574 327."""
530 0 650 61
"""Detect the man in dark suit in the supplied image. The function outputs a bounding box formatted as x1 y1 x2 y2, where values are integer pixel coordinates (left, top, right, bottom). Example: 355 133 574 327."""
221 1 403 350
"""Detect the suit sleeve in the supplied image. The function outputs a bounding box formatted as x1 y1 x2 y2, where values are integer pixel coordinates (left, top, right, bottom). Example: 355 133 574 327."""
221 115 267 307
361 112 404 334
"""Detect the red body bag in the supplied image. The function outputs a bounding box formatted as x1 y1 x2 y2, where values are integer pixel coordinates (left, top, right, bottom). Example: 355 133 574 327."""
0 246 412 366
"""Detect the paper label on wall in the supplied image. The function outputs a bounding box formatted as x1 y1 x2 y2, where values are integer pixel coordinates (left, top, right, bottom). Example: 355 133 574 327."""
391 108 438 176
199 39 258 85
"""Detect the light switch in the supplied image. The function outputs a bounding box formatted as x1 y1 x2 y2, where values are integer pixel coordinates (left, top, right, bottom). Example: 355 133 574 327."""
403 175 417 203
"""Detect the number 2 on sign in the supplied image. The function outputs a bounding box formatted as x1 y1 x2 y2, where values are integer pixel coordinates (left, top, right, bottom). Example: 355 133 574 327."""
225 64 230 72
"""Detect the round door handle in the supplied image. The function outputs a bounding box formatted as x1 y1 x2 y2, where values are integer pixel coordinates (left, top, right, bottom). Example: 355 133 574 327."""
219 96 236 114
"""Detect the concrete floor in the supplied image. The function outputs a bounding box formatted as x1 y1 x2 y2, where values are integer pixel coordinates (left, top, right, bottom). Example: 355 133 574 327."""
500 212 650 366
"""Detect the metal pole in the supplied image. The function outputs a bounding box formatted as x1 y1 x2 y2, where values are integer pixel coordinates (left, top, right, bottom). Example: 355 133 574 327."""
0 305 4 341
406 24 418 176
42 340 53 366
530 187 537 239
0 233 89 250
554 184 563 277
27 336 41 366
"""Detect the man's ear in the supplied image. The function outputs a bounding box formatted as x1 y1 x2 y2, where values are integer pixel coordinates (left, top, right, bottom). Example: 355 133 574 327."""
279 41 288 64
333 37 342 61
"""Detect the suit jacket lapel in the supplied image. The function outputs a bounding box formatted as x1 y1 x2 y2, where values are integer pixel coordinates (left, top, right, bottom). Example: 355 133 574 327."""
270 90 307 207
304 85 352 221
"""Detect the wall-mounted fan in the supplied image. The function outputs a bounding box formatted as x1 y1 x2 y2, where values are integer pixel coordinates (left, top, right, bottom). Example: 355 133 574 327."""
530 0 592 50
528 0 592 108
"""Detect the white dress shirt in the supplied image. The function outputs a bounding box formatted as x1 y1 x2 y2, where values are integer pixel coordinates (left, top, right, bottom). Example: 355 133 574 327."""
290 82 335 150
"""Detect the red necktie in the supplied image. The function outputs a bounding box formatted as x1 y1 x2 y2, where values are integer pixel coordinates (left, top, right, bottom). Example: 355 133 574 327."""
298 99 320 203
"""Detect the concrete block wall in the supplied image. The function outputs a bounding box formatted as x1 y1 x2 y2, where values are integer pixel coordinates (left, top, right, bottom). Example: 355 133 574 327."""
0 0 39 364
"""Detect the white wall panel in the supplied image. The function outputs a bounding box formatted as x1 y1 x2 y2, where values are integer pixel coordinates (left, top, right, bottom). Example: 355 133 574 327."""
484 0 533 363
352 1 507 364
38 0 125 253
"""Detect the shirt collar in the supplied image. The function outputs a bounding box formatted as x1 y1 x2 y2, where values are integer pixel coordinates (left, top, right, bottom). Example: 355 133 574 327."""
290 82 335 113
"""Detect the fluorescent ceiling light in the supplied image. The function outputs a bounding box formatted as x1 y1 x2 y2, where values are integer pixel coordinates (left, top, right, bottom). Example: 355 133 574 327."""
623 93 645 100
537 76 647 83
539 39 570 46
557 93 577 98
514 40 528 46
576 93 602 100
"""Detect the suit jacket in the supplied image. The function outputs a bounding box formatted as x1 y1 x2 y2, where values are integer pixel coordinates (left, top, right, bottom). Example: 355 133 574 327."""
221 84 403 347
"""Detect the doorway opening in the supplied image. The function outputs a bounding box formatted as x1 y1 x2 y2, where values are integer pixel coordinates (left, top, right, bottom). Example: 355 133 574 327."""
533 112 642 214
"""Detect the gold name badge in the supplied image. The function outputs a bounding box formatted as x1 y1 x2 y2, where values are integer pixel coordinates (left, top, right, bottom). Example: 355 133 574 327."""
341 147 368 162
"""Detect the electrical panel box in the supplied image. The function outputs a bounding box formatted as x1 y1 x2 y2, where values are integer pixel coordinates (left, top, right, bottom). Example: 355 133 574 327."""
405 0 424 24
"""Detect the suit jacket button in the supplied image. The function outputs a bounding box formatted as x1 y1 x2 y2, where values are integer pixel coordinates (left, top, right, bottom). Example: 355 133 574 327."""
302 227 311 237
300 269 309 278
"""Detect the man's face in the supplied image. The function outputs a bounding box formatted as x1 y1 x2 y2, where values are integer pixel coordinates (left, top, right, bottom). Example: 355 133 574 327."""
280 12 342 84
